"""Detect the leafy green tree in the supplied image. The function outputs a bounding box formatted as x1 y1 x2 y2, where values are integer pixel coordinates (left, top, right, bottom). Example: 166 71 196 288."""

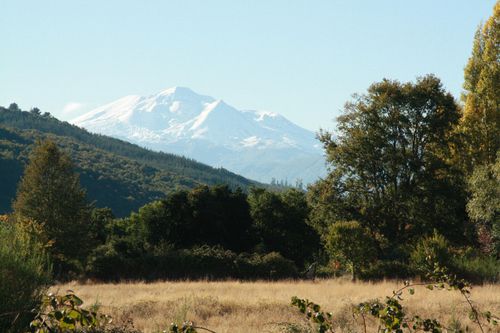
460 2 499 172
249 188 319 266
325 221 376 280
89 207 115 245
12 140 91 271
188 185 254 252
132 185 253 252
466 154 500 255
129 198 184 251
309 75 467 253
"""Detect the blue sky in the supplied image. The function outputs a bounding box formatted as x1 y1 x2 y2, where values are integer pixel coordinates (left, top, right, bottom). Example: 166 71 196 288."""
0 0 496 131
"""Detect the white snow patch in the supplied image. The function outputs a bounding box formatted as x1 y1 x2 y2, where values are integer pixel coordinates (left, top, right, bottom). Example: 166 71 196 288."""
190 100 221 130
191 127 208 139
255 110 278 121
170 101 181 113
241 136 260 147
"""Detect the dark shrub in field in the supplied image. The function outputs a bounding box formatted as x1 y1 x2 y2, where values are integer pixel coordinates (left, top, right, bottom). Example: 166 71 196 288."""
360 260 413 280
86 243 298 281
238 252 298 280
452 251 500 283
410 231 452 276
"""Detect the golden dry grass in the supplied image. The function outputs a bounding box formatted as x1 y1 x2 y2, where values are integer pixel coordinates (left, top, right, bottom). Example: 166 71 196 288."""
53 279 500 333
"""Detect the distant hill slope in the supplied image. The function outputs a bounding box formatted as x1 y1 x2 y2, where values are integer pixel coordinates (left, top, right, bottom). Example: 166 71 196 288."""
0 106 258 216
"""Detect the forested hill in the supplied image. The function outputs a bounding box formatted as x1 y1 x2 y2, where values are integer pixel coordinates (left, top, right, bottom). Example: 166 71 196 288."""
0 105 258 216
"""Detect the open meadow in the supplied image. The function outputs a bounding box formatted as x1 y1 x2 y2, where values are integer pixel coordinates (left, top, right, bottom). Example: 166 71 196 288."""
54 279 500 333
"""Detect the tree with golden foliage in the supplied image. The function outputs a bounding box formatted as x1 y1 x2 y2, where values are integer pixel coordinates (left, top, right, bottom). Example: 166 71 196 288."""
460 1 499 173
460 2 500 255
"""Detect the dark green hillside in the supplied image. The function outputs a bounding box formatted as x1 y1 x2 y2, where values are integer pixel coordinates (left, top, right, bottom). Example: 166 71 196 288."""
0 106 258 216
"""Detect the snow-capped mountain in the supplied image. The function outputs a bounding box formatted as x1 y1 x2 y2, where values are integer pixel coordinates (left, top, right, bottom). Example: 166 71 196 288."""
71 87 326 184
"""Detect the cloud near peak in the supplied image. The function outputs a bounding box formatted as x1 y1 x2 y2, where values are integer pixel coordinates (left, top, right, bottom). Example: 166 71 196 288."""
62 102 84 114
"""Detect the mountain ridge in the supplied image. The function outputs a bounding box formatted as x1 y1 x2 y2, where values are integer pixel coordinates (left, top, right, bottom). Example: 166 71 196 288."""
72 87 326 183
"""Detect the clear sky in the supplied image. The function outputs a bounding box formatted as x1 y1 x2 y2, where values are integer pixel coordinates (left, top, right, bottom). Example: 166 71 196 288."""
0 0 496 131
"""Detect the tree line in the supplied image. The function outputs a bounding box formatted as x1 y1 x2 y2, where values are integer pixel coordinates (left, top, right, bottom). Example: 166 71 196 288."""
6 139 319 279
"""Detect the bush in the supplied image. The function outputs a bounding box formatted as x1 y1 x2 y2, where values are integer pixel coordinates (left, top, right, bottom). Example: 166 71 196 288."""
0 217 52 332
242 252 298 279
360 260 413 280
452 252 500 283
86 242 129 281
410 231 452 276
325 221 376 280
410 236 499 283
160 245 239 280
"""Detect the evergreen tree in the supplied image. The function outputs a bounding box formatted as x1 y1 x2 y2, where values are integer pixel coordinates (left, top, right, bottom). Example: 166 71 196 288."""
460 2 499 172
13 140 91 270
8 102 19 112
30 107 41 116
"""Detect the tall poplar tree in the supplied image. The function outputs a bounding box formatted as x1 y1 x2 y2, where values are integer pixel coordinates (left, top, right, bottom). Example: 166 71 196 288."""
13 140 91 269
460 2 499 172
460 2 500 254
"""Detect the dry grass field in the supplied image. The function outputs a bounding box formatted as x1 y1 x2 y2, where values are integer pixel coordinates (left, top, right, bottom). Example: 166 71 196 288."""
54 279 500 333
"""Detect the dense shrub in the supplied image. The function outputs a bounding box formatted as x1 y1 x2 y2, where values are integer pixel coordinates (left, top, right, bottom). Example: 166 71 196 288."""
452 252 500 283
409 233 500 283
0 217 52 332
158 246 239 280
325 221 376 280
86 242 131 281
242 252 298 279
360 260 413 280
410 231 452 276
86 244 298 281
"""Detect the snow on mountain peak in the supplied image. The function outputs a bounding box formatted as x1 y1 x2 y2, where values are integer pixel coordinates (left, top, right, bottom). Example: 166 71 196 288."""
71 87 326 183
153 87 216 107
157 86 198 98
158 86 178 96
190 100 222 130
253 110 280 122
